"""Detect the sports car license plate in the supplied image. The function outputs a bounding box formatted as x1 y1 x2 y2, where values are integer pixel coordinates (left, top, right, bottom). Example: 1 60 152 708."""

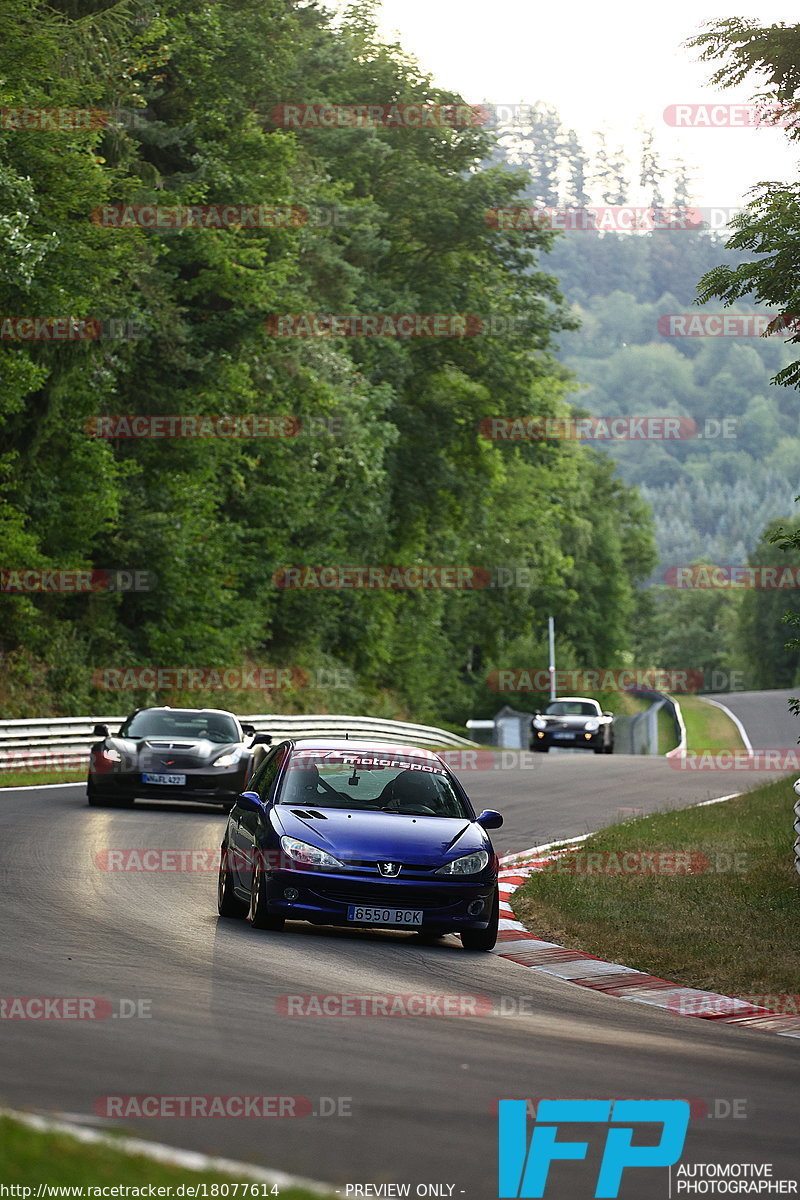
347 906 423 926
142 772 186 786
552 732 574 739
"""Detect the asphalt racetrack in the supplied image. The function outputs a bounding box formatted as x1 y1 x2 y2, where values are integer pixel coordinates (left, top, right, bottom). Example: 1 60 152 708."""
1 691 798 1197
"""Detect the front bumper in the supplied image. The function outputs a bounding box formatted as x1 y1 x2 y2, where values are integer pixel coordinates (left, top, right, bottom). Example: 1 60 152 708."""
532 729 605 749
88 768 248 805
263 868 497 931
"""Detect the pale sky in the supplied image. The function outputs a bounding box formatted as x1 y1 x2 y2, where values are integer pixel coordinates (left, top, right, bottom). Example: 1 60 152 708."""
325 1 798 209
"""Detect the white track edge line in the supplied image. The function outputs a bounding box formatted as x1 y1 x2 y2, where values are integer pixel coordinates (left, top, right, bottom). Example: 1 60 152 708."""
0 1108 333 1194
0 781 85 792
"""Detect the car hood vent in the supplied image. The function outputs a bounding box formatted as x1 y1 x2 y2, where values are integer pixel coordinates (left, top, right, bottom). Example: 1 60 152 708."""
291 808 328 819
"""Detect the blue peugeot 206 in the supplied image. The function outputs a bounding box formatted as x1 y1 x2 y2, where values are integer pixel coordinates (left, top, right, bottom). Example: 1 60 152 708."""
217 739 503 950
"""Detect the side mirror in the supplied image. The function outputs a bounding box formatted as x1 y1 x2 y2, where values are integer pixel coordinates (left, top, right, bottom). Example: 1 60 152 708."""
476 809 503 830
602 711 613 718
237 791 264 813
251 732 272 746
93 723 110 738
241 723 256 737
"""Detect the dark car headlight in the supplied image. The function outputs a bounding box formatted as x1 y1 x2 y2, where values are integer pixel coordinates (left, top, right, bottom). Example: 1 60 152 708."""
280 836 345 869
434 850 490 876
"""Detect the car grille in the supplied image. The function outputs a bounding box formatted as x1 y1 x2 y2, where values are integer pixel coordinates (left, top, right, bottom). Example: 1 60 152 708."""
141 753 204 770
309 885 461 909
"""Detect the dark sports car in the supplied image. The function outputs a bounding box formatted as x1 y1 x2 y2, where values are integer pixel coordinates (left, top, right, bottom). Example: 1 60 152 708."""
217 738 503 950
87 706 271 809
530 697 614 754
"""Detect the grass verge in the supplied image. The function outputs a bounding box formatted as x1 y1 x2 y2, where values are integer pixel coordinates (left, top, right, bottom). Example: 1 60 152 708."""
0 769 86 788
657 705 678 755
511 776 800 998
678 695 745 753
0 1114 331 1196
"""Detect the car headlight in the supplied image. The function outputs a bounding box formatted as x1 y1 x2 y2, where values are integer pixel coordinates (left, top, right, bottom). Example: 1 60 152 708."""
280 836 345 869
532 717 546 730
434 850 490 876
584 719 599 732
99 747 121 762
214 749 242 768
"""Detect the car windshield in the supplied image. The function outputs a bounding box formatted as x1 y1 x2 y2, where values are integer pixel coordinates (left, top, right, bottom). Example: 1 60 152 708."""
545 701 598 716
279 750 471 818
120 710 239 742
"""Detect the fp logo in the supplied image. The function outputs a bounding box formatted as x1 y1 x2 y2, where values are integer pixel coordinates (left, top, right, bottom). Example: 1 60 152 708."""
498 1099 690 1198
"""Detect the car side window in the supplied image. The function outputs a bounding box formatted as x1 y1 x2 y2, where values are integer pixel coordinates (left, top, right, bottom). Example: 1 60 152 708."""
252 750 285 803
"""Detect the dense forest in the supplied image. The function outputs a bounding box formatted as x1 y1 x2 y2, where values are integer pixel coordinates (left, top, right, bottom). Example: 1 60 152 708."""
482 104 800 696
0 0 658 721
2 4 798 723
485 105 800 573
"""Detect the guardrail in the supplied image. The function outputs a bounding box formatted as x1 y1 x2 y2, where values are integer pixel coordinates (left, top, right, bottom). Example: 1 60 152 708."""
793 781 800 878
0 713 478 772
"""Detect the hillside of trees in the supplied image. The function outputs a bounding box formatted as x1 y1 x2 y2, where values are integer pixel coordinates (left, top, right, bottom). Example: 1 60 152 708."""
488 104 800 577
0 0 658 721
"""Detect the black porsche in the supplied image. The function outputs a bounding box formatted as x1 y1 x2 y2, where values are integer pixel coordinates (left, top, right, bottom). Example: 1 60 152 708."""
87 706 270 809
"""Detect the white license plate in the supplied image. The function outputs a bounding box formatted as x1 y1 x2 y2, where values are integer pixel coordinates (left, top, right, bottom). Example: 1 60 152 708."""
347 906 423 926
143 772 187 786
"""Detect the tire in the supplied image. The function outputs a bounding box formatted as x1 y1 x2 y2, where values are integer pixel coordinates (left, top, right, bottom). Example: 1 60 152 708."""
604 740 614 755
248 859 285 931
461 888 499 952
218 845 248 918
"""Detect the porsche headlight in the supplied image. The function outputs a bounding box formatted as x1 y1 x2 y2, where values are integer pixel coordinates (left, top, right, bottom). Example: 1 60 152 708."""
280 836 345 869
99 747 121 762
584 719 599 732
532 717 546 730
434 850 490 876
214 749 242 768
